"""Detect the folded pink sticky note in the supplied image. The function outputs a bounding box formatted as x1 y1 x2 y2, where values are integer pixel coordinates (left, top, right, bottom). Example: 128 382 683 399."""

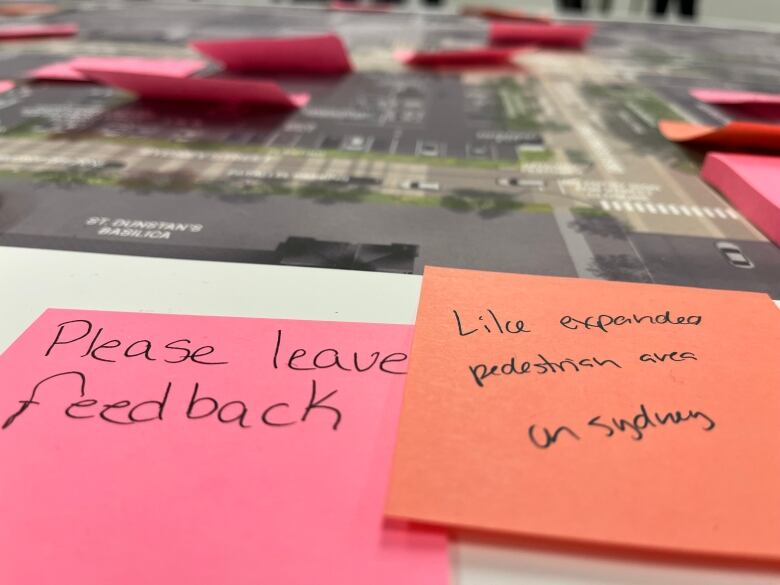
0 23 77 39
191 34 352 75
28 56 208 82
395 46 526 67
690 88 780 119
74 69 310 108
691 88 780 106
0 309 448 585
701 152 780 246
489 22 595 48
0 80 14 93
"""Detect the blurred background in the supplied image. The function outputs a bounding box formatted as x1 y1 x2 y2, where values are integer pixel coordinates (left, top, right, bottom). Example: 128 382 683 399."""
249 0 780 27
486 0 780 26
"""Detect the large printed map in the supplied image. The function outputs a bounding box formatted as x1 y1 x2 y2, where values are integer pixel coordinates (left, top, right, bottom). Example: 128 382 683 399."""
0 3 778 295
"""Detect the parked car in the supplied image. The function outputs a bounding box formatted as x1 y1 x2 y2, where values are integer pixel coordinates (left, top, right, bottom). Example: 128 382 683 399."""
400 180 440 191
342 135 368 151
496 177 545 189
416 142 440 157
715 241 754 269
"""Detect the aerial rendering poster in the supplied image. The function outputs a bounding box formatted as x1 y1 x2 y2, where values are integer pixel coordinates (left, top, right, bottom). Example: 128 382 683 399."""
0 3 778 295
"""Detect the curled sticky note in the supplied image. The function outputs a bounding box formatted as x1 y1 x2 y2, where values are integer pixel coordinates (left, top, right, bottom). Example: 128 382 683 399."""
489 22 595 49
28 57 208 82
690 88 780 106
0 23 77 39
74 69 310 108
690 88 780 120
658 119 780 153
395 46 527 67
191 33 352 75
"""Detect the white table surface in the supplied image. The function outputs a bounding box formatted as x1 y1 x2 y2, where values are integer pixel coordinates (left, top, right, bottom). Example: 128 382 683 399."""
1 245 778 585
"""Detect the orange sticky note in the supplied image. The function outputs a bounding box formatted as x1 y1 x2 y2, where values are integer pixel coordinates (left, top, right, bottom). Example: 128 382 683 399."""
386 266 780 561
0 3 59 16
658 119 780 153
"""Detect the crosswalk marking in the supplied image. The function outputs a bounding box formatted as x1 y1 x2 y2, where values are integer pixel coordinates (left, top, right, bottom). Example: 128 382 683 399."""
598 200 740 220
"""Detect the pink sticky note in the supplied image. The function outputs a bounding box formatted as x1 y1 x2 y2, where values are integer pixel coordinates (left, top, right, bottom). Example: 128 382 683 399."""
395 46 526 67
191 34 352 75
690 88 780 106
28 56 208 82
0 79 14 93
690 88 780 120
0 309 448 585
701 152 780 246
0 23 77 39
489 22 595 49
73 69 310 108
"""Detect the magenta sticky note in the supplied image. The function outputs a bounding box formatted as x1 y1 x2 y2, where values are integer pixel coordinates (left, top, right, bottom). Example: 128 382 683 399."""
489 22 595 48
0 79 14 93
191 33 352 75
690 88 780 119
701 152 780 246
396 47 527 67
0 309 448 585
0 23 77 39
73 69 310 108
28 56 208 82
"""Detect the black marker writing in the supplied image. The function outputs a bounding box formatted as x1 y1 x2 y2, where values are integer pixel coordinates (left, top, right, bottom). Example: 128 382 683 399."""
560 311 701 333
2 370 86 430
272 329 407 375
44 319 228 365
453 309 530 337
531 403 716 449
528 424 580 449
469 353 621 388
